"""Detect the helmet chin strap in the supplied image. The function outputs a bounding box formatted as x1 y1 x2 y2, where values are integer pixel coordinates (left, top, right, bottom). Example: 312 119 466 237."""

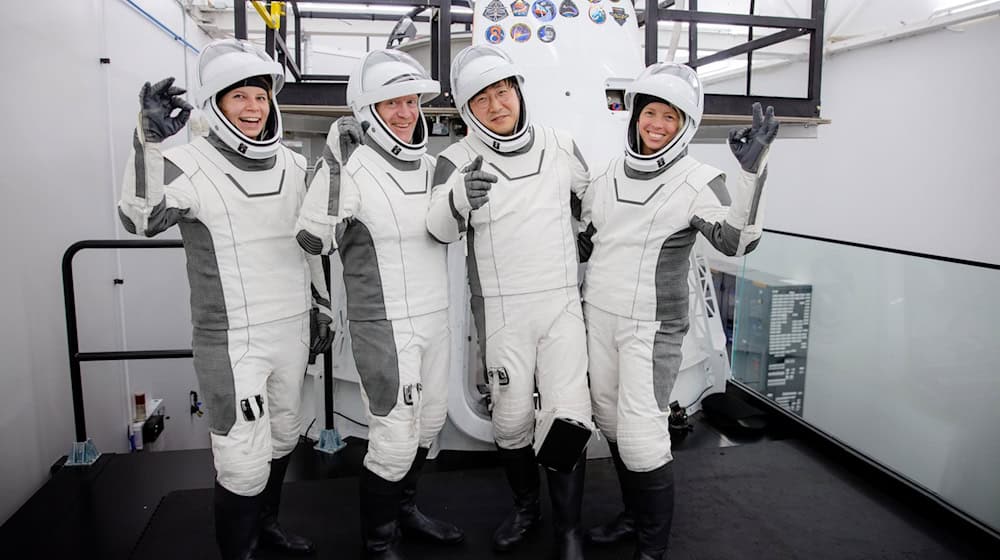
361 104 428 161
464 107 531 154
625 115 692 173
208 97 283 160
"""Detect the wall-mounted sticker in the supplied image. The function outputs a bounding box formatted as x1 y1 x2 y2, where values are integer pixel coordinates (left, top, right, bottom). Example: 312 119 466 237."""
538 25 556 43
483 0 510 22
511 23 532 42
486 25 505 43
532 0 557 22
559 0 579 17
589 5 606 24
611 7 629 25
510 0 529 16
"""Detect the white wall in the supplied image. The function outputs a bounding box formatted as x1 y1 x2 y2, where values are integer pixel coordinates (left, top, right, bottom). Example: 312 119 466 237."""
695 12 1000 532
693 14 1000 266
0 0 212 524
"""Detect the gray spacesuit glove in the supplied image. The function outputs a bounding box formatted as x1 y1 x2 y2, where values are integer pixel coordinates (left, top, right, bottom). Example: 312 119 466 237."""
338 117 369 163
463 155 497 210
139 77 193 143
308 307 334 364
728 102 779 173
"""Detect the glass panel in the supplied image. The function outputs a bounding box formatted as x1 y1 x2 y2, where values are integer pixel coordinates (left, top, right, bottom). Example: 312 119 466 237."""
718 231 1000 533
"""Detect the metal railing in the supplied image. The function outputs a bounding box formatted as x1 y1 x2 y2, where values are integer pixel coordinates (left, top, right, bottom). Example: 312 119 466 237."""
62 239 335 443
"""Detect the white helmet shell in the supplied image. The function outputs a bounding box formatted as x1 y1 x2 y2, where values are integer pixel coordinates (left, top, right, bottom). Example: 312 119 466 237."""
347 49 439 161
195 39 285 160
450 45 531 153
624 63 703 172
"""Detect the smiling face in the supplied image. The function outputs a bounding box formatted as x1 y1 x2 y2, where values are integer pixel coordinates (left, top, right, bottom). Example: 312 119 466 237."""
637 101 682 155
468 78 521 136
374 94 421 144
218 86 270 139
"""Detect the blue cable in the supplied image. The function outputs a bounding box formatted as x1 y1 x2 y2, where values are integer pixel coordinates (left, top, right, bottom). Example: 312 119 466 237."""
123 0 200 54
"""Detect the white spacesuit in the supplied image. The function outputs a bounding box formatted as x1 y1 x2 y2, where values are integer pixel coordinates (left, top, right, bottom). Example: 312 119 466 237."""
425 45 592 559
295 49 463 559
118 39 331 560
579 63 779 560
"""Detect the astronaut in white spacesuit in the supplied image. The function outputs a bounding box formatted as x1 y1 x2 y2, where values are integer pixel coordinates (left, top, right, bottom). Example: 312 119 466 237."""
425 44 593 560
578 62 779 560
117 39 333 560
294 50 464 559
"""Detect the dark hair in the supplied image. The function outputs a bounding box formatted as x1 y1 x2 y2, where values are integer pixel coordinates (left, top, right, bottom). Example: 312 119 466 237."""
216 75 272 103
472 77 519 100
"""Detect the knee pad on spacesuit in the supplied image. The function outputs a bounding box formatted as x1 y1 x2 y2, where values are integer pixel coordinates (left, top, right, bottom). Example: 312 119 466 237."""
213 434 271 496
533 410 594 472
364 384 422 482
366 435 419 482
591 402 619 442
418 393 448 448
269 414 302 459
489 368 536 449
616 416 673 472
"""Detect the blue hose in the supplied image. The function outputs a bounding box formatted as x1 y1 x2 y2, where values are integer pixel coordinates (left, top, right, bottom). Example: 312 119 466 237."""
123 0 200 54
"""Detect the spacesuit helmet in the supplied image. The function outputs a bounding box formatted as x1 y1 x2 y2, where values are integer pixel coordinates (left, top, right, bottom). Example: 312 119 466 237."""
195 39 285 160
451 45 531 153
624 62 703 172
346 49 440 161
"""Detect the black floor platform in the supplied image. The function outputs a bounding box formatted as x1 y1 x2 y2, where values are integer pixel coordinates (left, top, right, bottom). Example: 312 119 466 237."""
134 439 988 560
3 412 998 559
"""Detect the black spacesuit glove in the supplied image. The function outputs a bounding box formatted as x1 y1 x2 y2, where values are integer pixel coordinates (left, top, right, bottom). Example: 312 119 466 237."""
308 308 334 364
577 224 597 263
463 155 497 210
139 77 193 143
728 102 779 173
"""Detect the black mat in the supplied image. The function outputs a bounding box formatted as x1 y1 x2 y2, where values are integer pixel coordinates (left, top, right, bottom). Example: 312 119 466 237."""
131 440 989 559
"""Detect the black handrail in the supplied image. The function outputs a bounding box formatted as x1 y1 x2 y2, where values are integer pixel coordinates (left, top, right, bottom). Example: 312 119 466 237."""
63 239 188 442
64 239 336 443
763 228 1000 270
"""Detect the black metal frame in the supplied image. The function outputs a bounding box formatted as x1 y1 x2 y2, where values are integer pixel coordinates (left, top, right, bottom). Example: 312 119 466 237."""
235 1 469 106
62 240 335 443
646 0 825 117
243 0 823 117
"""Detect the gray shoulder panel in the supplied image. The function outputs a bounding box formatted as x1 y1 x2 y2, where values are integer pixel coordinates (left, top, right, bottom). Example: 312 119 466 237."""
164 158 184 186
433 155 458 188
708 175 731 205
